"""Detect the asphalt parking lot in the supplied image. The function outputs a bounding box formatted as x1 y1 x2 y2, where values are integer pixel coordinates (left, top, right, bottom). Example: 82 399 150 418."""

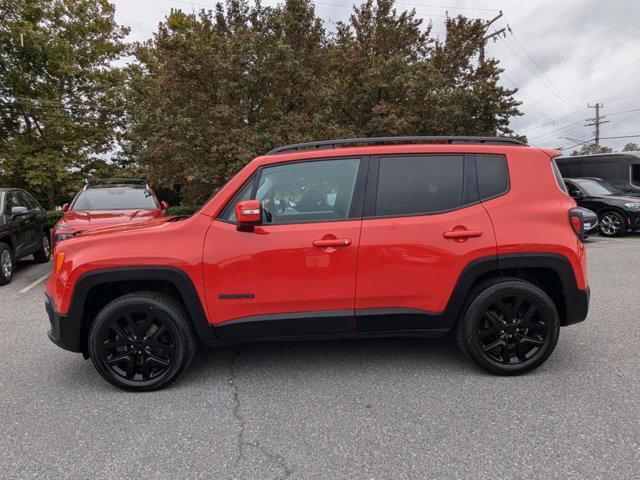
1 235 639 480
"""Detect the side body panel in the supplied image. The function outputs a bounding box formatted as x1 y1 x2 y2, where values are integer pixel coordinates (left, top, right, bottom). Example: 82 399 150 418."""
485 149 587 290
202 219 361 326
355 204 497 315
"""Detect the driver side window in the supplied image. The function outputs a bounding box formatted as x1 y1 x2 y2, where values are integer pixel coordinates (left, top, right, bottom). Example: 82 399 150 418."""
4 192 28 215
256 159 360 224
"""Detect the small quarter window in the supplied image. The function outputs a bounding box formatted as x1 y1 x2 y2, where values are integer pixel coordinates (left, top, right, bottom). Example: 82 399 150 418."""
477 154 509 200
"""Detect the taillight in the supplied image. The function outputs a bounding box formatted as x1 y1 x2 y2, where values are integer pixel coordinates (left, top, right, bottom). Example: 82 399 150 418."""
569 209 585 241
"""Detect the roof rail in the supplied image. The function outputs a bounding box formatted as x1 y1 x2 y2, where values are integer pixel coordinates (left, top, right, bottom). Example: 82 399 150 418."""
266 136 527 155
85 178 148 187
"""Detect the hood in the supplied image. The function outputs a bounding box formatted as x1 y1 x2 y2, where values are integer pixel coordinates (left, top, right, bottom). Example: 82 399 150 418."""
57 209 165 232
77 215 184 238
591 195 640 204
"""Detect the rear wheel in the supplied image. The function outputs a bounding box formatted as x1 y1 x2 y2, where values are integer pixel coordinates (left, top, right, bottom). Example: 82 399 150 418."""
0 242 14 285
88 291 196 391
456 278 560 376
33 233 51 263
599 211 626 237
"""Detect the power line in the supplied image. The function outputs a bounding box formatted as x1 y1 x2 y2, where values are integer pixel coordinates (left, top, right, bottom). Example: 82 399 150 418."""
504 18 582 112
607 107 640 117
494 31 578 112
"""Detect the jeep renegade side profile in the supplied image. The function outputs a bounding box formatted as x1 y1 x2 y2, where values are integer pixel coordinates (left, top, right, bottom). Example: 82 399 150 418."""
45 137 590 391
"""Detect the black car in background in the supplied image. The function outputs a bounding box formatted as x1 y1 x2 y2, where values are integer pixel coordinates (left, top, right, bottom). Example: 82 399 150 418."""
564 178 640 237
556 152 640 196
0 189 51 285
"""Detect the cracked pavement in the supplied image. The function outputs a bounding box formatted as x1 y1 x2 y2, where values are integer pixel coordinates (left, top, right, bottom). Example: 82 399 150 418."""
1 236 640 479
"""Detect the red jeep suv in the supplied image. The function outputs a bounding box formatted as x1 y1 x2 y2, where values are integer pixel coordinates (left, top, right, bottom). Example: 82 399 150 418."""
45 137 590 391
52 178 168 244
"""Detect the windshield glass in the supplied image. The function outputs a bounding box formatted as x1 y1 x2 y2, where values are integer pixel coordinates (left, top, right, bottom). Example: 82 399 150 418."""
72 187 157 211
574 179 622 196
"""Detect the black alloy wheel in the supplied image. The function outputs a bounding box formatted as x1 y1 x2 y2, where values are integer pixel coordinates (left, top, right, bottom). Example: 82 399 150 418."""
475 294 551 365
457 278 560 375
89 292 196 391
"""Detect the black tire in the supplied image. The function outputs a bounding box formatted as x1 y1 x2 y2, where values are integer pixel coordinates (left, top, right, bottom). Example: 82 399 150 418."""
456 277 560 376
0 242 14 285
88 291 197 391
33 233 51 263
599 211 627 237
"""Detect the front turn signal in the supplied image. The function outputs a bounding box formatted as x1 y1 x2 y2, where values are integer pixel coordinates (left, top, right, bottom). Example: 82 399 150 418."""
54 252 66 273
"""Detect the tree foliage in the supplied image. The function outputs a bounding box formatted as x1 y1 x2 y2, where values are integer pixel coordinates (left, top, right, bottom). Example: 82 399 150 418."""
123 0 522 205
622 142 639 152
0 0 128 207
570 143 613 156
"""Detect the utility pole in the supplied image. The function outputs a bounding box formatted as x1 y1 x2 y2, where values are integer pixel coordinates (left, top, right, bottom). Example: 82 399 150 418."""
585 102 609 147
479 11 505 66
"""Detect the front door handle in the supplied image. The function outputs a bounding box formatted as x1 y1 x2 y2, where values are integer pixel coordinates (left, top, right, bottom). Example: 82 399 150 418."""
312 238 352 248
443 229 482 239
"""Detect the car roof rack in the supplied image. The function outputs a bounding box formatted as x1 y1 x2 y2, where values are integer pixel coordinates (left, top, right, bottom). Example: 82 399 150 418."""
266 136 527 155
85 178 148 188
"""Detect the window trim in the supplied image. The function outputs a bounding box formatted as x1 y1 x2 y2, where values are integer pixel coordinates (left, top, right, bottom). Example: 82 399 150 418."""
216 156 369 226
362 153 482 220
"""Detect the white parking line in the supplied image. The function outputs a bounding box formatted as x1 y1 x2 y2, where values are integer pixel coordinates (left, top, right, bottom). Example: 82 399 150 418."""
19 274 49 294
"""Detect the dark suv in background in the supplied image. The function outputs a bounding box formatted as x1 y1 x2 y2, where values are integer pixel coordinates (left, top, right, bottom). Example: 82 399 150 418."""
556 153 640 196
0 188 51 285
564 178 640 236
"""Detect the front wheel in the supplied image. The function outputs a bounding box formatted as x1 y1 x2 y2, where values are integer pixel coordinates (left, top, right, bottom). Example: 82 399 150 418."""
88 291 196 391
456 278 560 376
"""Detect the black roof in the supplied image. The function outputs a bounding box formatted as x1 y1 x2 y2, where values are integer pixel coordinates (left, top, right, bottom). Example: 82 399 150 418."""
266 136 527 155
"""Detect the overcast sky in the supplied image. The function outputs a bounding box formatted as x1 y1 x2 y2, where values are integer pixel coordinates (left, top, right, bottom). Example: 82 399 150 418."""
112 0 640 152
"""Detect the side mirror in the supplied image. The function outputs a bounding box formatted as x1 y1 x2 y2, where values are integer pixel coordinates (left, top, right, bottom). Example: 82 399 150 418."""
160 200 169 210
61 203 69 212
235 200 262 231
10 206 28 218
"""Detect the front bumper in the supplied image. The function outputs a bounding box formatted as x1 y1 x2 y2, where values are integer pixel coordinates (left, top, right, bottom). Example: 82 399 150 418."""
46 293 84 353
563 285 590 326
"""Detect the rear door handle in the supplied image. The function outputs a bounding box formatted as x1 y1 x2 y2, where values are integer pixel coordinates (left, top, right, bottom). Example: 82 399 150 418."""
312 238 352 248
443 229 482 239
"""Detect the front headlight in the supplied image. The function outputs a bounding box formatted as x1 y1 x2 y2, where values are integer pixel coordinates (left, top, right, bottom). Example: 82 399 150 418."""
624 202 640 210
55 233 74 243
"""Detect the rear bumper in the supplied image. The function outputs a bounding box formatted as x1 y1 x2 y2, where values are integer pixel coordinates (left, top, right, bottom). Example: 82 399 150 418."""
563 285 590 326
46 293 83 353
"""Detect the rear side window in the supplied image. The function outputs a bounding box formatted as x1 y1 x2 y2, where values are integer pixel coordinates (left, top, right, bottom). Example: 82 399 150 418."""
476 154 509 200
375 155 464 216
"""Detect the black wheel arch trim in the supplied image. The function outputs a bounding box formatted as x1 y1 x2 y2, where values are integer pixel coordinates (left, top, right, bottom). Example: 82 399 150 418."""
54 266 218 352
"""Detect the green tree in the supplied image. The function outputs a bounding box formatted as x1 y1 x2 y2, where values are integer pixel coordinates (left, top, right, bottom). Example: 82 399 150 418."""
622 142 639 152
571 143 613 156
0 0 128 207
123 0 522 205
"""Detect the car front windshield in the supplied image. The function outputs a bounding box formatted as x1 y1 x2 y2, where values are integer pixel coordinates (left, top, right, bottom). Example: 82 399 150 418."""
574 179 622 196
72 187 157 211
